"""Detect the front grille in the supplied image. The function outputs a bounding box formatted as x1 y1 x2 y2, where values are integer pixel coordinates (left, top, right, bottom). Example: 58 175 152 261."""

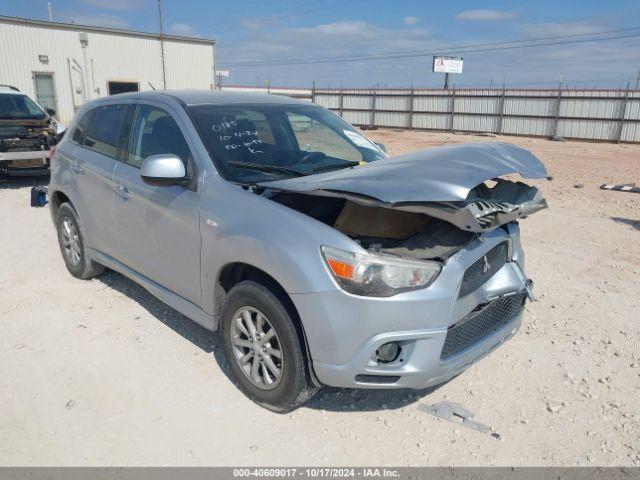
441 291 527 359
458 242 508 298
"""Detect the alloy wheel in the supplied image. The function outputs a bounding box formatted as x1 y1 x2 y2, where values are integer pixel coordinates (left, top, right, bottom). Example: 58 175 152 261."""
61 217 81 267
229 306 284 390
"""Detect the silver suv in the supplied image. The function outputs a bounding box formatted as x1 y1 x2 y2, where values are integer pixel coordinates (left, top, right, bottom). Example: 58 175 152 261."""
49 90 548 411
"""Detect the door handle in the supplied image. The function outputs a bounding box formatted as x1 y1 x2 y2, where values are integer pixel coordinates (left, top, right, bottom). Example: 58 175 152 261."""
71 162 83 174
113 184 132 200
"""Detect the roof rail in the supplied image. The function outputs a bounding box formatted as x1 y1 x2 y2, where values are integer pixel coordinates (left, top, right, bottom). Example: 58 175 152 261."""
0 84 21 92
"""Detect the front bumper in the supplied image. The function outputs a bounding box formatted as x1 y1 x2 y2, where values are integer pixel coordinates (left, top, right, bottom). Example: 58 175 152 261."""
0 150 50 162
313 311 522 389
291 224 531 389
0 151 50 176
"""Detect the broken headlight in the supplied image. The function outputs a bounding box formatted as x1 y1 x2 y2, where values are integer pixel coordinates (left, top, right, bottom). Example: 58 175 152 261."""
321 245 441 297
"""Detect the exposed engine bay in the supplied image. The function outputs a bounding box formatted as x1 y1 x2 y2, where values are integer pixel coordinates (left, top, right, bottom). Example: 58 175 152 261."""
0 120 60 174
260 142 549 262
267 176 545 261
0 123 59 155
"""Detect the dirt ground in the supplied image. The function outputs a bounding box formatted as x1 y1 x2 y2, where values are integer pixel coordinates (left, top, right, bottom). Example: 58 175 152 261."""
1 130 639 466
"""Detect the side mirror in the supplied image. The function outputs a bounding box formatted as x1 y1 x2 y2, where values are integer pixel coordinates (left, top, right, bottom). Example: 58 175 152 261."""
374 142 387 153
140 154 186 187
46 107 56 116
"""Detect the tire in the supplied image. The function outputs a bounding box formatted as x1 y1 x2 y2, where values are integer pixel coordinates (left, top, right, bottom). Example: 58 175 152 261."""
55 202 105 279
221 280 318 412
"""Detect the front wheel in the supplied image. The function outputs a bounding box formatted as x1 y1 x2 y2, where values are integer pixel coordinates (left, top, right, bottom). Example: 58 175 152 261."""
221 280 318 412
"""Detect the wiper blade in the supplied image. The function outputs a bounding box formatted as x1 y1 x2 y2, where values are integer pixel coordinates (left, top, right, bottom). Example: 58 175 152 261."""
227 161 309 177
312 161 359 173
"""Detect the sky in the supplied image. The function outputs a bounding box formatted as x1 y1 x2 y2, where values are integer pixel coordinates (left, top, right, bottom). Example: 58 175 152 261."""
1 0 639 88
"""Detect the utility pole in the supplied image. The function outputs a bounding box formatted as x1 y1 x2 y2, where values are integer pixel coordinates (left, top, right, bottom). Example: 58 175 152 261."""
635 68 640 90
157 0 167 89
443 72 450 90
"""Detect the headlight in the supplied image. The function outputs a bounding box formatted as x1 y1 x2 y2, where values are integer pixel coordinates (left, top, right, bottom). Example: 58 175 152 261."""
321 245 441 297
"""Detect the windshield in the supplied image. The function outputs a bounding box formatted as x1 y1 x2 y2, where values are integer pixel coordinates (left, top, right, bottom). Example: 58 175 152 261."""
188 103 387 183
0 94 47 120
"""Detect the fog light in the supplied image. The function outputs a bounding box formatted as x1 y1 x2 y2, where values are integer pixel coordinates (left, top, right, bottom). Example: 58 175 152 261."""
375 342 400 364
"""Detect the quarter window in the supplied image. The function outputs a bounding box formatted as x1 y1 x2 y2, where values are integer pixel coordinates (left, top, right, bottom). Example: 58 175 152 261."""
127 105 191 168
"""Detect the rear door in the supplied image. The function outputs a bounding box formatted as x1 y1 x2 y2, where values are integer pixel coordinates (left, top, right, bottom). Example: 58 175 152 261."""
66 104 133 257
111 102 202 305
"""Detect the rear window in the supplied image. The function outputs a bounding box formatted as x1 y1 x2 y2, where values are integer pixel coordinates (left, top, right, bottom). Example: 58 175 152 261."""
0 94 46 120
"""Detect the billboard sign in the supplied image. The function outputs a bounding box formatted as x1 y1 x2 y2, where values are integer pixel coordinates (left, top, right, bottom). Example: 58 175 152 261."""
433 56 463 74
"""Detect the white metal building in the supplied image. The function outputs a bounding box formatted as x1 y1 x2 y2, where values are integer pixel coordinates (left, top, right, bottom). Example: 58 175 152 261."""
0 15 216 122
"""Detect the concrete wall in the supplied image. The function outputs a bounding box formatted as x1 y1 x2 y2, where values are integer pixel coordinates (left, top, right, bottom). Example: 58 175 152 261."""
0 17 215 122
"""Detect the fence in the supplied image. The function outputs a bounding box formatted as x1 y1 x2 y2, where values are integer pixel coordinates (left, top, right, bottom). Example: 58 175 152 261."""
221 85 640 143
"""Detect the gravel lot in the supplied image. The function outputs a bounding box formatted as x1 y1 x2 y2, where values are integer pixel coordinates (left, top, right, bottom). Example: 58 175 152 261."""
1 130 639 466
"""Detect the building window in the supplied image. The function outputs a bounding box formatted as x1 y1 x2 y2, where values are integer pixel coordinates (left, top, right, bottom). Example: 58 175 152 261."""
107 81 139 95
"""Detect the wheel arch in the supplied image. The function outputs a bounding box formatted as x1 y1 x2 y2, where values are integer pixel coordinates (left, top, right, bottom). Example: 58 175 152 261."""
215 262 321 387
49 189 72 215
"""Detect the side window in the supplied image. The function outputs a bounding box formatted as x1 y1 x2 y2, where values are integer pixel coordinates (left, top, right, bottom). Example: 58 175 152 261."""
83 104 129 158
127 105 190 168
285 112 363 162
71 109 94 145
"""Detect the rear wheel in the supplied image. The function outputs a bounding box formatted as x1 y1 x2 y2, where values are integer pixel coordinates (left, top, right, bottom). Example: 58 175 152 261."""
221 280 318 412
55 202 104 279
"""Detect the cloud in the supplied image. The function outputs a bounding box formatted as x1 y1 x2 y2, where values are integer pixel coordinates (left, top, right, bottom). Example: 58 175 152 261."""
220 20 433 67
168 22 199 37
216 14 639 89
455 9 518 21
403 16 420 26
62 13 130 28
76 0 147 11
521 21 604 37
292 21 376 38
240 18 268 31
239 16 283 31
217 19 438 87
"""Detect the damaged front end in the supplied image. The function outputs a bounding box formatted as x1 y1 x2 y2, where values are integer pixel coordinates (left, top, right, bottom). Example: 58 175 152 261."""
262 142 549 265
396 177 548 233
260 142 548 388
0 119 61 174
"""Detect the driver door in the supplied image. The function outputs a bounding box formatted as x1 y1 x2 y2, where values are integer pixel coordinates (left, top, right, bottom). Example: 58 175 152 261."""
111 103 202 305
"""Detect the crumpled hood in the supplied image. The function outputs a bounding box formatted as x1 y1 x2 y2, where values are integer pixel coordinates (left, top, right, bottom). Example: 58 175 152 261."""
260 142 549 203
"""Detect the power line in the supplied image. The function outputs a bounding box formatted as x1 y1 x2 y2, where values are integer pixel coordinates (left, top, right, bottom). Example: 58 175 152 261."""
231 25 640 65
223 26 640 67
226 31 640 67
